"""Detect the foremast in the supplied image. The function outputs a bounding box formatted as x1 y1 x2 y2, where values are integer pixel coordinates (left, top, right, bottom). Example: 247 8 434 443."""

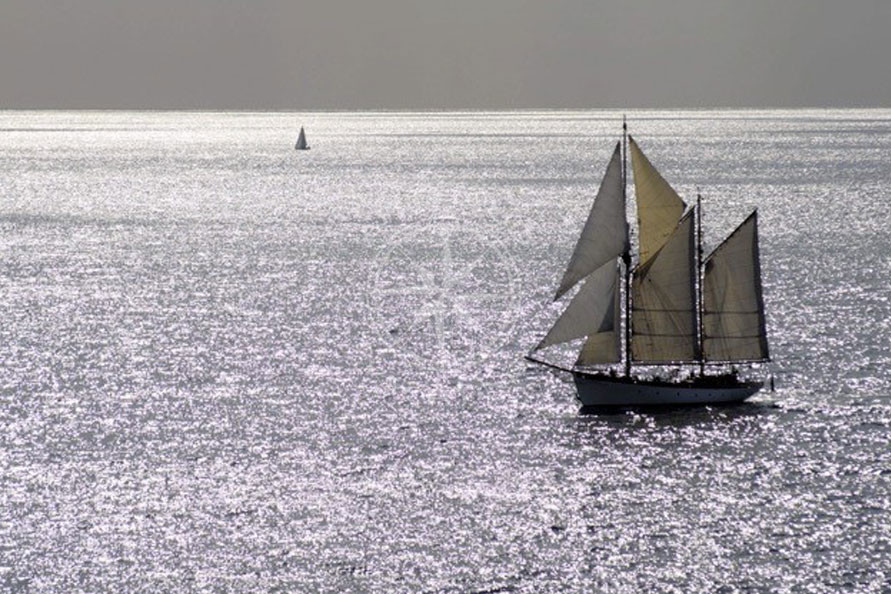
622 116 632 378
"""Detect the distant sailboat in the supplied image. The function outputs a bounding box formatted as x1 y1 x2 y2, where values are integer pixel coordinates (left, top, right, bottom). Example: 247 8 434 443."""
295 126 310 150
527 118 770 406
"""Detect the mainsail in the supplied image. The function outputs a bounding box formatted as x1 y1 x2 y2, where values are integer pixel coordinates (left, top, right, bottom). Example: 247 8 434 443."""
629 137 686 266
535 259 620 364
631 211 699 363
554 143 627 300
702 211 769 362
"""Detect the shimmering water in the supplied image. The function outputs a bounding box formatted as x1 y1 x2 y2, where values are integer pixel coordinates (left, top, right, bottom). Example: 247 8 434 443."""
0 110 889 592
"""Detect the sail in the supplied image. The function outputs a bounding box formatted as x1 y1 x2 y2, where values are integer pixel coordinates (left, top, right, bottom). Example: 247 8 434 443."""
576 267 622 365
554 143 628 300
702 211 769 362
629 137 686 266
535 260 620 363
631 211 699 363
296 127 308 150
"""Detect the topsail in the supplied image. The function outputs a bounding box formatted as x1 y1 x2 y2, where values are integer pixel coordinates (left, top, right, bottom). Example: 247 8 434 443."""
629 137 686 266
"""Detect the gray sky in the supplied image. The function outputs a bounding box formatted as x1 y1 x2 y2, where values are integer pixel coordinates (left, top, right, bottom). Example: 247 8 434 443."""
1 0 889 109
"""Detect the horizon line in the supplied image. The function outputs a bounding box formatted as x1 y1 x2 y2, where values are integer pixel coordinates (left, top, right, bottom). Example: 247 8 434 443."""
1 105 890 113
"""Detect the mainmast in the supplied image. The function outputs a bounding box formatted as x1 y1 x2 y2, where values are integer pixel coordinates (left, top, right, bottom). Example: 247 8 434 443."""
622 115 632 377
696 194 705 376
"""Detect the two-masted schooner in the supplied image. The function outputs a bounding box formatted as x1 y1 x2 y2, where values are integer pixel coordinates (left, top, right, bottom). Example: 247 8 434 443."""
295 126 310 151
527 119 770 406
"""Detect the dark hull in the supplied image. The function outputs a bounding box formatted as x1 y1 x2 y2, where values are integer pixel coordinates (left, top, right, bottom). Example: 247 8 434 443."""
572 371 763 406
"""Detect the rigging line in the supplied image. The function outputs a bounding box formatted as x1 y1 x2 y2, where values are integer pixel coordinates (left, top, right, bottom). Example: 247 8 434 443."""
524 354 574 374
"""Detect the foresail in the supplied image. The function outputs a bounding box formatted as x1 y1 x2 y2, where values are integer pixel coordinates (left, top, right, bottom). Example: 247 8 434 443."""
631 211 699 363
702 211 769 362
629 137 686 266
576 333 620 366
536 260 620 364
555 143 627 300
576 268 622 365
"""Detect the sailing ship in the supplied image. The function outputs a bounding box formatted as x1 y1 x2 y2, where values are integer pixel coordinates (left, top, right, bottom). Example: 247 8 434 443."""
295 127 310 150
527 119 770 406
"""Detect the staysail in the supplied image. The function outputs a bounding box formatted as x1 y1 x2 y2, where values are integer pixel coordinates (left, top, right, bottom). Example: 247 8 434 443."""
554 143 628 300
576 272 622 366
629 137 686 266
702 211 769 362
535 259 621 364
631 211 699 363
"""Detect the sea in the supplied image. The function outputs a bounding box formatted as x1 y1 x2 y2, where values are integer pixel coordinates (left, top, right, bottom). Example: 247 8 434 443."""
0 110 889 592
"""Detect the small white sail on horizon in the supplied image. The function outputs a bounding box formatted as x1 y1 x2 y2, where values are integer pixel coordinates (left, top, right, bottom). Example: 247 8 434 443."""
295 127 309 150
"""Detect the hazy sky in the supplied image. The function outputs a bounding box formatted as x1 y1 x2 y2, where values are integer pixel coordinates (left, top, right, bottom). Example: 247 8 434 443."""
1 0 889 109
